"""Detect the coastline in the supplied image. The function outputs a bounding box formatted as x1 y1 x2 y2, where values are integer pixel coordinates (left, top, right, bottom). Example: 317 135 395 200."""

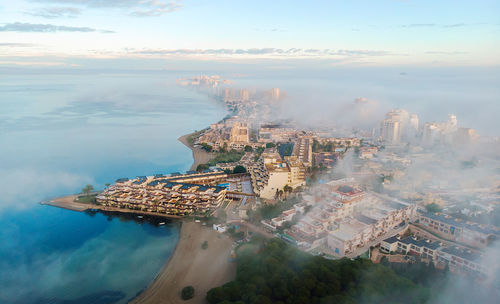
43 124 233 303
130 221 236 304
127 130 235 303
42 195 183 219
178 133 215 171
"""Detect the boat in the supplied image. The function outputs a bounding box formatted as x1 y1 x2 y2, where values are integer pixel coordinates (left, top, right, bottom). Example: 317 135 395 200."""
159 222 165 225
137 215 143 219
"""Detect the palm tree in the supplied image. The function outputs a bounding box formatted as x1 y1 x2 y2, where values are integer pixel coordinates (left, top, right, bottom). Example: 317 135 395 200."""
283 184 293 198
82 184 94 197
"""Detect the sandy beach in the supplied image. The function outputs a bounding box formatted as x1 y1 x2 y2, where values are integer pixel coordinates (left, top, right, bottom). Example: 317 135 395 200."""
130 221 236 304
178 133 215 171
45 195 89 211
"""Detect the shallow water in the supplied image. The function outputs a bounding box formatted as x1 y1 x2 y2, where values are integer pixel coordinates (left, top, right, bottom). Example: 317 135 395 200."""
0 71 226 303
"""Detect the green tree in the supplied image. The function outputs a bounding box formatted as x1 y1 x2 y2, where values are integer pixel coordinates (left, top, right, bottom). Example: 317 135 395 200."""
425 203 442 213
244 145 253 152
284 184 293 196
265 142 276 148
233 165 247 174
181 286 195 300
200 142 213 152
197 163 210 172
82 184 94 197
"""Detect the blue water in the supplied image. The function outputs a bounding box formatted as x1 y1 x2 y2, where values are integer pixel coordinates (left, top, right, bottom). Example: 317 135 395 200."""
0 206 180 303
0 71 227 303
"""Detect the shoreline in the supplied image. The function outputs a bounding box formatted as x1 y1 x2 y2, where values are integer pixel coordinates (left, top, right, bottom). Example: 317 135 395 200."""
42 195 183 219
130 221 236 304
44 119 233 303
178 133 216 171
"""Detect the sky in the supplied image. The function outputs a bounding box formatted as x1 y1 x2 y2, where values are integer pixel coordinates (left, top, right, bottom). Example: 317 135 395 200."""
0 0 499 67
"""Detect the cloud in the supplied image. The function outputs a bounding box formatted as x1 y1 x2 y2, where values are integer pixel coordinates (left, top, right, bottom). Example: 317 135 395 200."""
402 23 436 28
0 60 79 67
28 7 82 18
254 28 286 32
0 43 39 47
401 23 483 29
426 51 468 55
0 168 92 210
32 0 183 17
130 0 182 17
0 22 114 33
128 48 391 57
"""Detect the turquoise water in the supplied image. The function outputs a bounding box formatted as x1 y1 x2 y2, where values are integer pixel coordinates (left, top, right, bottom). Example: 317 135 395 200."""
0 206 180 303
0 71 226 303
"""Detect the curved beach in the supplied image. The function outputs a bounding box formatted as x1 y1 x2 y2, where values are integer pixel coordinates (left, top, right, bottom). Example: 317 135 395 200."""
130 221 236 304
178 134 215 171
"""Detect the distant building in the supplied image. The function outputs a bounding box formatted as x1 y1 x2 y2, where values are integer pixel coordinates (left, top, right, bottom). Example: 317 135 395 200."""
409 114 419 131
380 109 421 144
230 122 250 143
292 136 313 167
454 128 478 146
421 114 477 147
271 88 280 100
359 146 378 159
380 119 403 144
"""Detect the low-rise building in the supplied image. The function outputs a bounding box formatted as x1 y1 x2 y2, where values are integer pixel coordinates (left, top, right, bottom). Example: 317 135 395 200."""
380 235 441 260
313 152 339 168
418 212 500 248
96 171 227 216
359 146 378 159
285 182 416 255
437 246 488 277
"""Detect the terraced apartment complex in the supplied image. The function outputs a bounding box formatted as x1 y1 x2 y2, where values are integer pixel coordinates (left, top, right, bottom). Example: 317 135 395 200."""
96 170 228 216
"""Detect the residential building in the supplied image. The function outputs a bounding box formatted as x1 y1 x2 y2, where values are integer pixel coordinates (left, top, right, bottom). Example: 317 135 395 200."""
292 136 313 167
249 152 306 199
96 171 227 216
418 212 500 248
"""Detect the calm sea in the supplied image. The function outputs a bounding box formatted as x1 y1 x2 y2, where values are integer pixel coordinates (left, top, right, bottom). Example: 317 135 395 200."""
0 71 227 303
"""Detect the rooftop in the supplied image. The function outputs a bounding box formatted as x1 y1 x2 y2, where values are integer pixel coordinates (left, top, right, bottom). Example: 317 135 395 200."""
441 246 481 262
421 212 500 236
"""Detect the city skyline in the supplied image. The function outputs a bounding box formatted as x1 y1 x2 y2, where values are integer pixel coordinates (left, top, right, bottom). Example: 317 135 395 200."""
1 0 499 67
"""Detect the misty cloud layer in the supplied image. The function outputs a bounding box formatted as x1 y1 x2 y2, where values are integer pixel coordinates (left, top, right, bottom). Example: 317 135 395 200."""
31 0 183 17
0 22 114 33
